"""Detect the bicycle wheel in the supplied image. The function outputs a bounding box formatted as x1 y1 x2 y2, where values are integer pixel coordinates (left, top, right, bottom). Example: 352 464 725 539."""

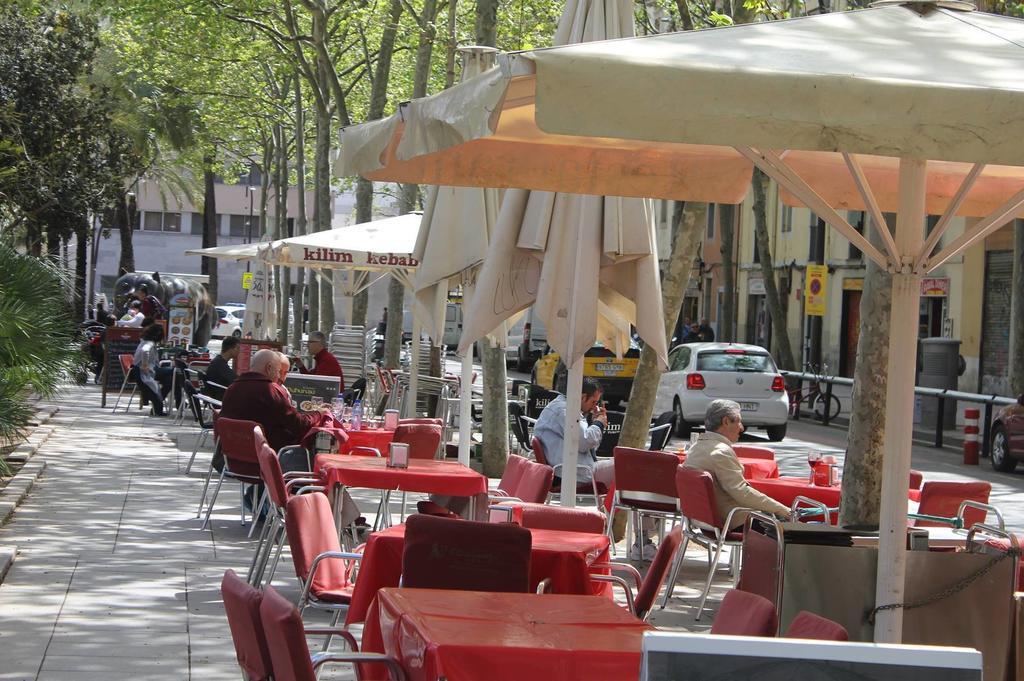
812 392 841 420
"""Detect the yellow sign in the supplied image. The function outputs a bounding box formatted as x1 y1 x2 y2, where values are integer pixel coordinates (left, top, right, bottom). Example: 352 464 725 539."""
241 272 254 290
842 278 864 291
805 265 828 316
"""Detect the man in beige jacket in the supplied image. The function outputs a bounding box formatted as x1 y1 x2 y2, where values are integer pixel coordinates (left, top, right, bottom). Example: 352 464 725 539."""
682 399 790 527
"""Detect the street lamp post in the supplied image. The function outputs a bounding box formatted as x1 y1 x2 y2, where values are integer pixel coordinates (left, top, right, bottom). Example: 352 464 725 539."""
245 183 255 272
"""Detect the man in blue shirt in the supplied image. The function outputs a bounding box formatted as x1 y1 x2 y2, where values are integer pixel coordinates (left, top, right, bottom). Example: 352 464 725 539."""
533 377 609 484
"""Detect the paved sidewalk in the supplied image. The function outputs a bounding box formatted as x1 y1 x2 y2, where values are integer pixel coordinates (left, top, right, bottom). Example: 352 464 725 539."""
0 384 725 680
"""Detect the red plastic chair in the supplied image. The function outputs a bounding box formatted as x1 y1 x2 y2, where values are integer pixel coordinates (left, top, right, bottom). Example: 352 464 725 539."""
732 445 776 460
606 446 682 555
112 353 139 412
590 526 683 621
401 514 532 593
517 503 606 533
511 460 554 504
664 466 755 619
784 611 849 641
221 569 274 681
259 585 404 681
914 481 991 529
248 434 324 586
283 493 363 633
908 469 924 490
531 436 607 510
394 423 443 459
710 589 778 636
493 454 530 498
399 417 443 426
198 417 265 530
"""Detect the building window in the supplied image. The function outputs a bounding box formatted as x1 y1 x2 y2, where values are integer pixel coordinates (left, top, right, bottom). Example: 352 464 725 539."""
143 212 163 231
780 205 793 233
229 214 261 238
143 211 182 232
706 204 716 240
848 211 865 260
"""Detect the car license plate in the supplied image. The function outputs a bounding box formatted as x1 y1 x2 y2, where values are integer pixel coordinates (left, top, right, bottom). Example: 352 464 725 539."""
740 402 758 411
594 363 625 375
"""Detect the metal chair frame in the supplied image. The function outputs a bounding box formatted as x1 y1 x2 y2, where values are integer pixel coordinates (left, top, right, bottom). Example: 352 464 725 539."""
111 354 137 413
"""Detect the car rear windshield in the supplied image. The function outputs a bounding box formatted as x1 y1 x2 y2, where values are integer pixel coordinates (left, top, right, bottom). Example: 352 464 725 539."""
233 310 245 319
697 351 776 373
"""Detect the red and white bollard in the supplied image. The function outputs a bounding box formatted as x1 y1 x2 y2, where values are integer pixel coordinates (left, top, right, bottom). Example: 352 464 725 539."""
963 408 980 465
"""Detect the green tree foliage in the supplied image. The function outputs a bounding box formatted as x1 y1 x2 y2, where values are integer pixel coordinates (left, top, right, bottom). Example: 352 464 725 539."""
0 7 139 253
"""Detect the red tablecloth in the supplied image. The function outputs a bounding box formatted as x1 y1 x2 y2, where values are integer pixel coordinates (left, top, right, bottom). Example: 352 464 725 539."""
346 524 611 624
316 456 487 497
749 475 842 509
338 427 394 455
602 454 778 512
361 589 652 681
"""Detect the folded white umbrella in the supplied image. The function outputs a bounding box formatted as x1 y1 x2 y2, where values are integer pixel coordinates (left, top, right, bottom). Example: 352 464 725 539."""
412 47 503 464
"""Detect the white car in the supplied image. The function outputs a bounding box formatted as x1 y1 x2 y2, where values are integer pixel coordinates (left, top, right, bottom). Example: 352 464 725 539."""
212 305 245 338
653 342 790 441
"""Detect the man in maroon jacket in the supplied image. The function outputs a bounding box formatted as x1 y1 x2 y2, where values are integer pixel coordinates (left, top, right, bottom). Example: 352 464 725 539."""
295 331 344 390
221 349 363 530
220 349 317 452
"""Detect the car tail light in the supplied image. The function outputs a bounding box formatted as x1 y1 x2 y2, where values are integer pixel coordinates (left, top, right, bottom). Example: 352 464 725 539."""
771 375 786 392
686 373 706 390
524 323 531 344
725 348 746 354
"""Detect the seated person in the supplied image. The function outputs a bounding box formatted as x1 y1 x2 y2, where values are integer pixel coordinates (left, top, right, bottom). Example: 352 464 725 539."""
533 378 658 561
133 323 167 416
116 301 145 327
220 350 361 528
221 349 317 452
295 331 344 390
203 336 239 400
682 399 790 526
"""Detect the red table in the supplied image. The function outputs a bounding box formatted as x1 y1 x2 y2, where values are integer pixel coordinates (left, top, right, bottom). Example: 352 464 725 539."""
361 589 652 681
749 475 842 509
316 456 488 532
346 523 612 624
338 427 394 455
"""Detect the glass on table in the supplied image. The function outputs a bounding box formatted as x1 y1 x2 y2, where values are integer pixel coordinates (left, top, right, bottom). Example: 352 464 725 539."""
807 450 822 484
310 396 324 410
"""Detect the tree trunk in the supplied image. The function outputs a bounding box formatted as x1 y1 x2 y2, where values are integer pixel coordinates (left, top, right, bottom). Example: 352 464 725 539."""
74 220 88 323
752 169 797 371
1011 218 1024 395
202 154 219 304
620 201 708 448
838 217 894 527
475 0 498 46
384 278 405 369
117 193 135 275
472 0 508 473
719 203 736 342
445 0 459 88
274 124 290 344
309 101 332 332
292 75 307 351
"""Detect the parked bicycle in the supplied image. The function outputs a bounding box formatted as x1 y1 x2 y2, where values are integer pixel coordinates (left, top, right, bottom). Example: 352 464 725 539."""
787 362 842 421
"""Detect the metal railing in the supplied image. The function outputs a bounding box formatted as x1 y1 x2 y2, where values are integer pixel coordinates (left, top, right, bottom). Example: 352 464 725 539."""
780 370 1018 456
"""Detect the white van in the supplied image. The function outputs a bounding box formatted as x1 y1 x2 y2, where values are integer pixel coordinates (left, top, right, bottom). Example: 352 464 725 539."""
402 303 463 349
506 308 548 371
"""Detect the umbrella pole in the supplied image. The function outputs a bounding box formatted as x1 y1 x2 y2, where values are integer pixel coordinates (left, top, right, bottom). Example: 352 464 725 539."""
561 359 584 508
458 352 473 466
873 158 926 643
408 314 421 418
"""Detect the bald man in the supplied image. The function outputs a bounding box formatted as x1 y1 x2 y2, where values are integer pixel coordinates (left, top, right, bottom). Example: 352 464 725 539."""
220 349 317 452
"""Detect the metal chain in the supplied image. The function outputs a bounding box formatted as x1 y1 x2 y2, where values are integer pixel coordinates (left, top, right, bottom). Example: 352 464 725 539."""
866 547 1020 625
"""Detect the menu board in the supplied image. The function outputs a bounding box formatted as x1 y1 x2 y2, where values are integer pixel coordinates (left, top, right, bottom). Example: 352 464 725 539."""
283 373 341 413
235 338 283 374
166 292 195 346
101 326 144 406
